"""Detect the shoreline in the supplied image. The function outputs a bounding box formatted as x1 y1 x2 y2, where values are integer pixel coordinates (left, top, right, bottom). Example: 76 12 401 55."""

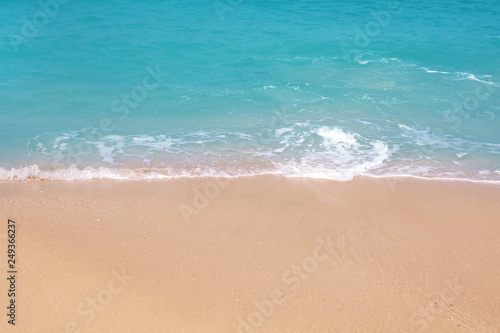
0 175 499 332
1 164 500 183
1 171 500 184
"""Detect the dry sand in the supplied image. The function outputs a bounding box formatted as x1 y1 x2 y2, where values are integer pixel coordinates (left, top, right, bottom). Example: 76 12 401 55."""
0 176 499 332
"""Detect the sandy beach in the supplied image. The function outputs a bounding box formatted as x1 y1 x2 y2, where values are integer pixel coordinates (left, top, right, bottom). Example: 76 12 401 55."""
0 176 499 332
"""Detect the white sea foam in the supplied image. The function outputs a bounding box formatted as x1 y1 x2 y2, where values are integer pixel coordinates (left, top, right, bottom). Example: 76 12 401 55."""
317 126 358 146
0 126 395 181
1 160 499 182
10 124 500 182
398 124 449 147
456 72 497 86
419 67 451 74
273 126 392 180
379 58 498 88
397 124 413 131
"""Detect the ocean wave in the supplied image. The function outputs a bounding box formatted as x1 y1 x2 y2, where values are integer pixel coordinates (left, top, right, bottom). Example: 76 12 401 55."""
377 57 498 86
455 72 497 86
3 125 395 181
1 163 500 182
14 121 500 182
0 165 239 181
419 67 451 75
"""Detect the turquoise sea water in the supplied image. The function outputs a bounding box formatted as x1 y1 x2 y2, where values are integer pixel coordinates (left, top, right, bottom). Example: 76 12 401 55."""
1 0 499 180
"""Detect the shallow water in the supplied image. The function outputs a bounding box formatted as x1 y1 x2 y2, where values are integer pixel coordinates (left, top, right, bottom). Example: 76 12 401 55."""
1 0 499 180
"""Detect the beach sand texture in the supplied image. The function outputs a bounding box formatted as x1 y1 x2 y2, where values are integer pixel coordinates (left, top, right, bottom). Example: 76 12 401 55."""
0 176 499 332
